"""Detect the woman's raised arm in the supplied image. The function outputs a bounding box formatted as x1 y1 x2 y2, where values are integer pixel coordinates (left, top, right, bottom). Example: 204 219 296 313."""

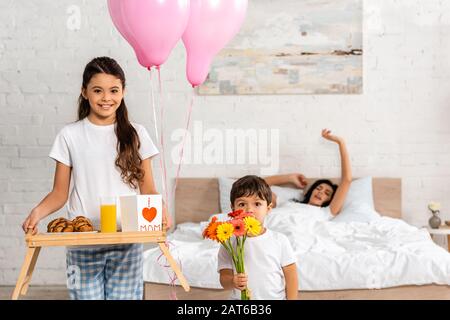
321 129 352 216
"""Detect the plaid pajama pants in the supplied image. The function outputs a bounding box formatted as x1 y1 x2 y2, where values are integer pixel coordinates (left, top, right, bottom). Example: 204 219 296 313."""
66 243 143 300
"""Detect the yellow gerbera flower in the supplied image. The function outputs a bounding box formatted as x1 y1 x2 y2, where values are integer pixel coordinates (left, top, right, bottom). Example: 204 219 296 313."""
216 223 234 242
243 216 262 236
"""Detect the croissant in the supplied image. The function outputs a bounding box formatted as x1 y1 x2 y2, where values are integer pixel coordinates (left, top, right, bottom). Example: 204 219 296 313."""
47 218 74 232
72 216 94 232
47 216 95 232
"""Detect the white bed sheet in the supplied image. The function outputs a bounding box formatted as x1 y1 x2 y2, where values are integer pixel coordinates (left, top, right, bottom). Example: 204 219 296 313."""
143 202 450 290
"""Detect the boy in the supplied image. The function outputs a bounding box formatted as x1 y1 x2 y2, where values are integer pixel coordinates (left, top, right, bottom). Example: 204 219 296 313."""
217 175 298 300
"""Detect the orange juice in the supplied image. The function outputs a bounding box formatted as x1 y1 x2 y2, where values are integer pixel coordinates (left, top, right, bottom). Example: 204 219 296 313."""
100 204 117 233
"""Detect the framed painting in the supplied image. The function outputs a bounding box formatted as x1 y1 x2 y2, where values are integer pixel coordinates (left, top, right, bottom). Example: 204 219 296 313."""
198 0 363 95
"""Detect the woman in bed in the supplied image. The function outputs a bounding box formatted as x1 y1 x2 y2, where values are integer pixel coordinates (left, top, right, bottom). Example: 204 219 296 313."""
265 129 351 218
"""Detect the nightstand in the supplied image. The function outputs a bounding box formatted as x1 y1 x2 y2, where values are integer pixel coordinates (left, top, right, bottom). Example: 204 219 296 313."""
426 225 450 251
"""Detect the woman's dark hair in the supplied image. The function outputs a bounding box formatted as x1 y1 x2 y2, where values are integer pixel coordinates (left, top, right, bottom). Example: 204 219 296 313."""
230 175 272 206
78 56 144 189
298 179 338 207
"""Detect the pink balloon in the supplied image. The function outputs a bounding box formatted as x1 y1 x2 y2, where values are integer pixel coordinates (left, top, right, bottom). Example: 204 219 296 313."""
108 0 191 69
182 0 248 87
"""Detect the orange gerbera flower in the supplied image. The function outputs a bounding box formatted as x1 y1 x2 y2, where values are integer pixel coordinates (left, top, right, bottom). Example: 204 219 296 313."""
230 218 246 237
202 216 221 242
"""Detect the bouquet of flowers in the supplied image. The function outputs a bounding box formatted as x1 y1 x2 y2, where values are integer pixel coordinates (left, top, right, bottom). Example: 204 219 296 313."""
202 210 262 300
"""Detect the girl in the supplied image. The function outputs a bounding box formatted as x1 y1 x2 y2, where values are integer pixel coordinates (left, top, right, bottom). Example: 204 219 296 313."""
265 129 352 218
21 56 169 300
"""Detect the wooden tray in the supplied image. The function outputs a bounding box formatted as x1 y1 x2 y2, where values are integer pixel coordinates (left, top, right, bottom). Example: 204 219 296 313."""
26 231 166 247
13 230 189 300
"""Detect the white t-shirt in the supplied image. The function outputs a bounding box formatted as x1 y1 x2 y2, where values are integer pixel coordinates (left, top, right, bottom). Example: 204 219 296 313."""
49 117 159 229
217 228 296 300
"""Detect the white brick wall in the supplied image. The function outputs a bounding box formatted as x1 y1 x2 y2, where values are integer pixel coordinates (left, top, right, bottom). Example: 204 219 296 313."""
0 0 449 285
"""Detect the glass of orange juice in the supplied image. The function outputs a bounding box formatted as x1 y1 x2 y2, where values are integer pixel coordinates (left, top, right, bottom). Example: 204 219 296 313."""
100 196 117 233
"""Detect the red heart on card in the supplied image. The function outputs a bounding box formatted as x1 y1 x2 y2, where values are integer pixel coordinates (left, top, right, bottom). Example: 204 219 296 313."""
142 207 157 223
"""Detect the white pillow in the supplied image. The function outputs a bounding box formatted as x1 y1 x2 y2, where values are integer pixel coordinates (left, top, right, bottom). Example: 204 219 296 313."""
331 177 380 223
341 176 375 210
218 177 235 213
218 177 304 213
270 185 304 206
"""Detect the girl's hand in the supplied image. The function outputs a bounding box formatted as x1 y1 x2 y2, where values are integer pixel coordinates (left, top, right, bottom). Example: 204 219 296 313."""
162 203 172 231
321 129 343 144
233 273 248 291
289 173 308 189
22 209 42 235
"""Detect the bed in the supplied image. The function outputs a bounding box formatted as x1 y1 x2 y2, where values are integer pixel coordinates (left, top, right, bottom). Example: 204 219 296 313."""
143 178 450 300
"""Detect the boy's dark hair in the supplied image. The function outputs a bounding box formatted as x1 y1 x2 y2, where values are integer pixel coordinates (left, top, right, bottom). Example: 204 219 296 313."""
230 175 272 206
299 179 338 207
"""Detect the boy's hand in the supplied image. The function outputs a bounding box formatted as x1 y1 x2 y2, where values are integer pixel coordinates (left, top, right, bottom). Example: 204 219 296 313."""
233 273 248 291
290 173 308 189
22 209 42 235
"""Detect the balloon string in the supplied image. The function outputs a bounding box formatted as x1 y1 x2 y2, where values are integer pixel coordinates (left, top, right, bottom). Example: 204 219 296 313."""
149 68 168 216
172 87 195 201
157 67 169 209
151 68 177 299
149 69 159 144
156 240 180 300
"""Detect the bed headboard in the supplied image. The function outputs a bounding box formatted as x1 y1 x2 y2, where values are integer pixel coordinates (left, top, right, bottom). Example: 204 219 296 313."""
175 178 402 224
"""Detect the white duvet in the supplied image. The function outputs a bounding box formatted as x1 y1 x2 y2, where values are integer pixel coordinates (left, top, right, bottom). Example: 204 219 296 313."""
143 202 450 291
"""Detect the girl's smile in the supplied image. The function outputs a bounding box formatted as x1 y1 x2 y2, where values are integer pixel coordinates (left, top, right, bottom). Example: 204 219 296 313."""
98 103 114 110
